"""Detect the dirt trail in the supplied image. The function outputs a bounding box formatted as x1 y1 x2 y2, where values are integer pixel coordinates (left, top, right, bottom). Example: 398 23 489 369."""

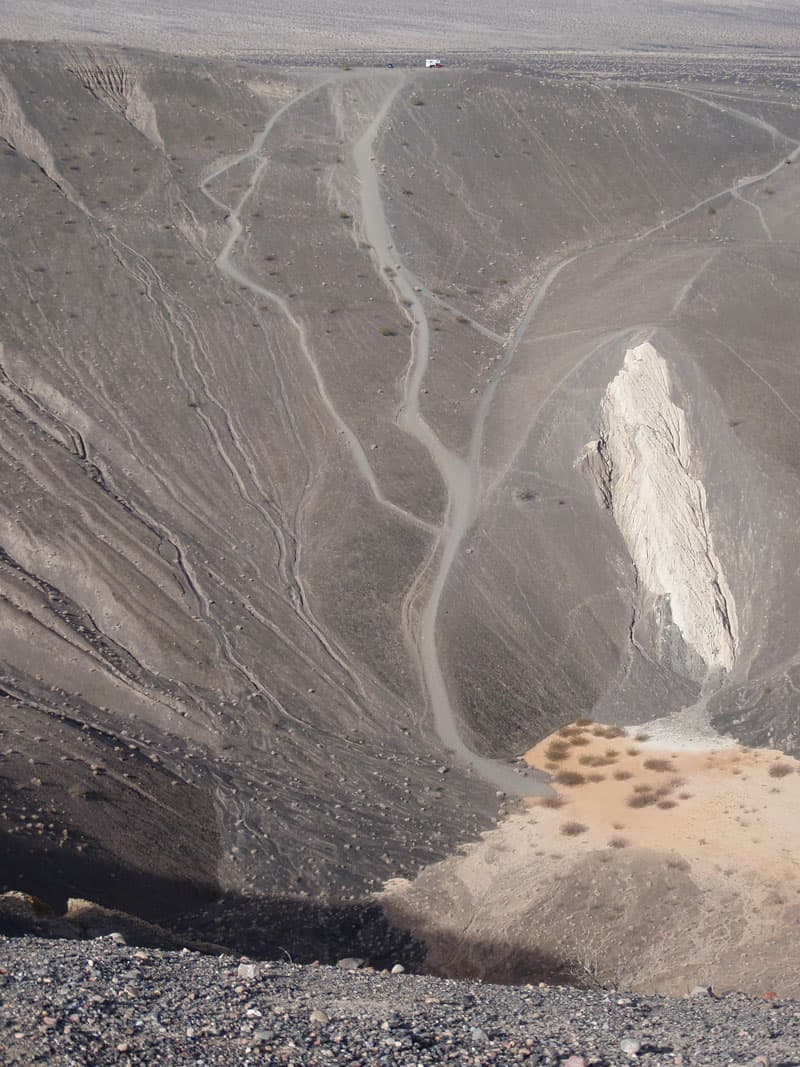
352 76 547 796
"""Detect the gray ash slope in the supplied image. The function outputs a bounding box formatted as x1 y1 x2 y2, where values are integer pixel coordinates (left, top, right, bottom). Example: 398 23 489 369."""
2 935 800 1067
4 40 800 931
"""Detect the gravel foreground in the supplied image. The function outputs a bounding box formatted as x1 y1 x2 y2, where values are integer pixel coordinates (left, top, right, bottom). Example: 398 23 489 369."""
1 937 799 1066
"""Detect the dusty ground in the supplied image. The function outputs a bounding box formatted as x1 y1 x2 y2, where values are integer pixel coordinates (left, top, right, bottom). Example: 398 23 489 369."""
382 719 800 996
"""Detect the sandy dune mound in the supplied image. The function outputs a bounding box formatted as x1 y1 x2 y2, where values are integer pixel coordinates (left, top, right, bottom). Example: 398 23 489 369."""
382 720 800 997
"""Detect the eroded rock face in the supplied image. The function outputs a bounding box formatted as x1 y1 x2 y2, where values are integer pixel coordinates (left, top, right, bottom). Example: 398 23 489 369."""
581 341 738 673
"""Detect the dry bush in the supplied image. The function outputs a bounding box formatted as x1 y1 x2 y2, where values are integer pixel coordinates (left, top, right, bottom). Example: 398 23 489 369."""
678 791 692 800
545 741 570 762
605 748 620 758
569 735 591 747
666 855 690 870
539 793 567 809
560 820 588 836
608 836 630 849
558 726 578 737
575 716 594 726
633 783 655 794
657 799 677 810
592 724 626 739
626 748 640 757
668 776 686 788
586 773 606 783
555 770 586 787
627 791 657 808
613 769 633 781
643 758 673 772
634 733 651 742
769 762 794 778
578 754 615 767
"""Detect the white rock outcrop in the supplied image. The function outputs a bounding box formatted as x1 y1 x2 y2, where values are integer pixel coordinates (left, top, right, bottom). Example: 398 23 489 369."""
581 341 737 671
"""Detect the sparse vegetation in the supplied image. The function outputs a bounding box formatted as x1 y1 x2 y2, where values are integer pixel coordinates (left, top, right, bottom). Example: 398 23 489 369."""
592 724 625 739
643 758 673 772
579 754 616 767
378 327 398 336
560 820 588 836
613 769 633 781
657 799 678 809
554 770 586 787
545 741 570 762
627 791 657 808
769 762 794 778
569 734 591 747
339 211 352 220
608 836 630 849
575 716 594 727
538 793 567 809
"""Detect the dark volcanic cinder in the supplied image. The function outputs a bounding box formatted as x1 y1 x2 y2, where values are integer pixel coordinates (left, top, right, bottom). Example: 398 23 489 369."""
2 936 800 1066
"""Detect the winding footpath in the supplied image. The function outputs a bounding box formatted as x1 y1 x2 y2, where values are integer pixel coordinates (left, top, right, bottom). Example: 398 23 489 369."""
352 75 548 796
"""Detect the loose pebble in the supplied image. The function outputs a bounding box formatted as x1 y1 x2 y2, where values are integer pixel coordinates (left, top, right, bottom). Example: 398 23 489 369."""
2 935 800 1066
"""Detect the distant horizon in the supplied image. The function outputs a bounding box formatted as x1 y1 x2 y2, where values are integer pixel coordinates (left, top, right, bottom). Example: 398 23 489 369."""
1 0 800 57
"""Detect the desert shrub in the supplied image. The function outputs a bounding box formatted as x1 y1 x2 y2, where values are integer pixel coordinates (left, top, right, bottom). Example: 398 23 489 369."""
605 749 620 758
626 748 640 757
633 783 655 794
545 741 570 762
538 793 566 809
667 776 686 788
657 799 677 810
558 726 578 737
769 762 794 778
634 733 650 742
613 769 633 781
339 210 352 219
379 326 398 336
560 821 588 836
608 836 629 849
627 791 657 808
555 770 586 787
586 773 605 783
569 735 591 747
643 758 673 772
578 754 611 766
575 716 594 726
593 724 625 739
